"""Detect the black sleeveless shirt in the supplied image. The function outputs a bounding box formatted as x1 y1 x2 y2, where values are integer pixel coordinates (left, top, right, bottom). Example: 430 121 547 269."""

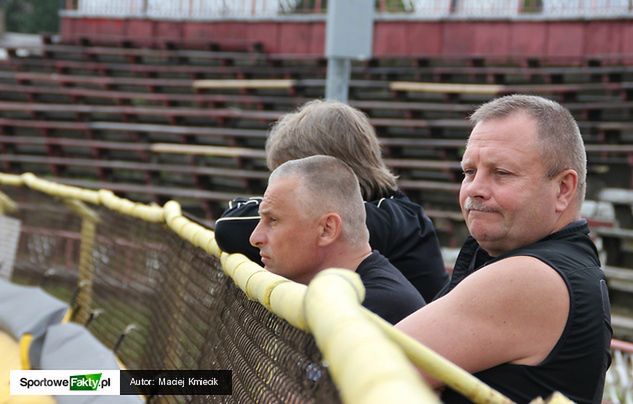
438 220 612 404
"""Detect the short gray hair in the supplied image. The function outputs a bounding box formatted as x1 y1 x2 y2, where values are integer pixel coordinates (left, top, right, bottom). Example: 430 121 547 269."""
269 155 369 246
266 99 398 201
470 94 586 204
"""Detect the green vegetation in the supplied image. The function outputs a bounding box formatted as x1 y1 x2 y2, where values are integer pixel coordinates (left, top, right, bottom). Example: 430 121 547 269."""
288 0 411 13
5 0 62 34
521 0 543 13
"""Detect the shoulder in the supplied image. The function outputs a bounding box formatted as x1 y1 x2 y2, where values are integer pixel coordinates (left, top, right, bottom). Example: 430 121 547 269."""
434 256 570 331
359 252 425 323
216 197 262 222
469 255 566 287
366 192 415 213
365 193 426 229
358 253 424 298
356 251 398 279
396 256 569 375
221 197 262 215
450 256 569 362
445 256 570 329
214 197 262 260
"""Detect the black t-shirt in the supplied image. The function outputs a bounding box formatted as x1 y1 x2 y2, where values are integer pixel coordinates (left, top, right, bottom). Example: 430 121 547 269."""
214 191 448 302
357 251 426 324
440 221 612 403
365 192 448 302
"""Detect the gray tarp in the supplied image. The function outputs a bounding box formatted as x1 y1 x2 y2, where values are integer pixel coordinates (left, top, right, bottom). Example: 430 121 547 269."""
0 279 141 403
32 322 143 403
0 278 68 339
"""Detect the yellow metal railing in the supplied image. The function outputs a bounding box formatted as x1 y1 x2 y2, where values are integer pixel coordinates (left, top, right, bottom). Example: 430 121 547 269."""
0 172 574 404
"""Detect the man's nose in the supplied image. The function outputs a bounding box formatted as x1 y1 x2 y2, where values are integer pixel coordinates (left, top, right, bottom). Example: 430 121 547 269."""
463 171 491 200
249 220 265 248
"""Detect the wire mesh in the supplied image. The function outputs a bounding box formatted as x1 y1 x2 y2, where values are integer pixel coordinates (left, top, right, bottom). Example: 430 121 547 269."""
5 184 632 403
4 187 340 403
4 187 81 299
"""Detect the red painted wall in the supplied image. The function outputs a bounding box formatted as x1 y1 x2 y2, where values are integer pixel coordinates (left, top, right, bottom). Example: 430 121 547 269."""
59 16 633 60
509 22 547 57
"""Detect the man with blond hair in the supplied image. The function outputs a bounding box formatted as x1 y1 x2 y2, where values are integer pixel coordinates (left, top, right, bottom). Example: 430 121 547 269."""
249 155 425 324
216 99 447 302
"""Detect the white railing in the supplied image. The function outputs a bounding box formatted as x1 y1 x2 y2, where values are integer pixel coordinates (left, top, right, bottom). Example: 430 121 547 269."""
605 339 633 404
543 0 633 16
66 0 633 19
408 0 633 17
75 0 281 18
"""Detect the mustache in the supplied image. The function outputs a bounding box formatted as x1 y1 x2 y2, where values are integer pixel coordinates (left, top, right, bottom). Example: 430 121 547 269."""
464 198 497 213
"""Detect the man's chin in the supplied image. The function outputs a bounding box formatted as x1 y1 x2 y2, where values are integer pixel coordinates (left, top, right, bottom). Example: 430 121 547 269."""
263 264 281 276
469 228 502 244
467 219 502 235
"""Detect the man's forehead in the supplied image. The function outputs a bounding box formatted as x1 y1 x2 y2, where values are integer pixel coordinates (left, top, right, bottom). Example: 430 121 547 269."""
260 176 299 211
466 115 537 150
260 189 282 213
470 112 536 137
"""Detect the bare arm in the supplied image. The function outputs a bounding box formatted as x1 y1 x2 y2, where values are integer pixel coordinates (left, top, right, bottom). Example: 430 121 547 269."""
395 255 569 387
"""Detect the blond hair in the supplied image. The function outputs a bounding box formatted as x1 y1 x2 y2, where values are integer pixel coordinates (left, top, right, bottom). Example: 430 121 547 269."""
266 99 397 201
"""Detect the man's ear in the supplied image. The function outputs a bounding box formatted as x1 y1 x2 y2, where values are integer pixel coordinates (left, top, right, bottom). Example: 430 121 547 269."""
555 169 579 213
317 213 342 247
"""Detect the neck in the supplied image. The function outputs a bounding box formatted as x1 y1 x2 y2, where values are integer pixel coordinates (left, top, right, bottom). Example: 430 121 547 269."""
319 242 372 272
552 209 582 234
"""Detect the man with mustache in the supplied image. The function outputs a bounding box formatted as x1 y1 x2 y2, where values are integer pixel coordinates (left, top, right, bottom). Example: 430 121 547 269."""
249 155 425 324
396 95 612 403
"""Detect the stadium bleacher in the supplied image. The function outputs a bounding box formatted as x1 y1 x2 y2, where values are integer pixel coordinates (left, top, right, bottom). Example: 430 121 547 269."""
3 4 633 398
3 37 633 245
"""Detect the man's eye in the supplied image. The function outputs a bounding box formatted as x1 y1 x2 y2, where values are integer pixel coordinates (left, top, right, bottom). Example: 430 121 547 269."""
462 169 475 176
